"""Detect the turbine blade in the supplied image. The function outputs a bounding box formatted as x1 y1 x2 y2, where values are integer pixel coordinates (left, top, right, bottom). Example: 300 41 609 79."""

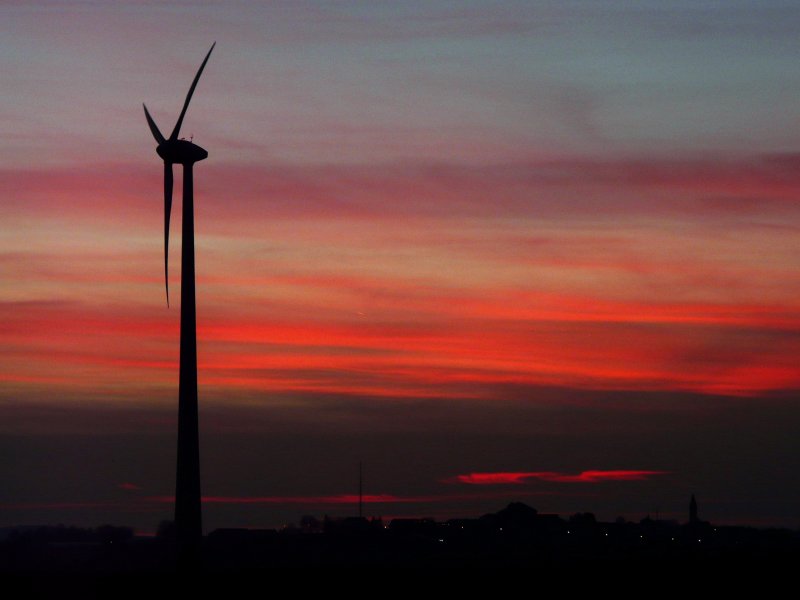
169 42 216 141
143 104 166 145
164 161 173 307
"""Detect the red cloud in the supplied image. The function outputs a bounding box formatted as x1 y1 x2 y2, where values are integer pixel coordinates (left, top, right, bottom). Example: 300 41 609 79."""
449 470 667 485
141 490 557 506
117 482 141 491
202 494 408 505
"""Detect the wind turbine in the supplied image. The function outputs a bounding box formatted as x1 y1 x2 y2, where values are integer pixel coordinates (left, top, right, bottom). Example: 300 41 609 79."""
143 42 215 559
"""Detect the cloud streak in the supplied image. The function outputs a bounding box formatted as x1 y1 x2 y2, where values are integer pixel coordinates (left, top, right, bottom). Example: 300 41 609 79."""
4 152 800 221
449 470 669 485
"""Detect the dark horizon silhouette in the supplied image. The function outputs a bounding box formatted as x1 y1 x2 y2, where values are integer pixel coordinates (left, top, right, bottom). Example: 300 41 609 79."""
2 497 799 577
143 43 216 563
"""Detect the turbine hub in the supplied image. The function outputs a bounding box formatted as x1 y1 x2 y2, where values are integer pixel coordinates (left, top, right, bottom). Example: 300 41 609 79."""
157 139 208 164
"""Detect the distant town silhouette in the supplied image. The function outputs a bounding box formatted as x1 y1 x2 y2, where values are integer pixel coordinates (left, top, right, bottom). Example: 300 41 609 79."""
3 496 798 580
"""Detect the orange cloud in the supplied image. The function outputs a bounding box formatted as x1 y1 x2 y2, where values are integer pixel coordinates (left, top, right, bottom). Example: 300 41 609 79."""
4 153 800 404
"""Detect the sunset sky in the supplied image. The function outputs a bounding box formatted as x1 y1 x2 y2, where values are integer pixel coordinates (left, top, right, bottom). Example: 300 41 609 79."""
2 1 800 533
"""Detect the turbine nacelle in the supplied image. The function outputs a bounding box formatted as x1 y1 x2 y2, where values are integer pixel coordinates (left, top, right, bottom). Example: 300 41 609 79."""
157 139 208 165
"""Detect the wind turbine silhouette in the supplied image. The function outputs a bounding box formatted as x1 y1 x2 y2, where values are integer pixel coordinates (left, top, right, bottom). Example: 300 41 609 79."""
143 42 215 560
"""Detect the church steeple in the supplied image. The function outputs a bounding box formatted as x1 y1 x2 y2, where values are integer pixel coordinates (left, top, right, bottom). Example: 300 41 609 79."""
690 493 698 524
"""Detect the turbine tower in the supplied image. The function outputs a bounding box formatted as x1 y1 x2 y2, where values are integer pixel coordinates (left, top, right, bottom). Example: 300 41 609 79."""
143 43 215 559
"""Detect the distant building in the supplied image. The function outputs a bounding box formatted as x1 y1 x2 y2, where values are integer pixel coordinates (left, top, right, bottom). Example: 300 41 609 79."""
323 516 382 535
684 493 713 542
389 518 439 537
